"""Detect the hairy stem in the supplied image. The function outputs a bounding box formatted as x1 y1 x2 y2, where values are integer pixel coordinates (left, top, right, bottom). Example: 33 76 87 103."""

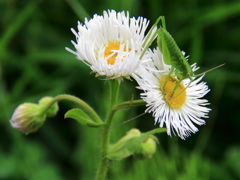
95 80 120 180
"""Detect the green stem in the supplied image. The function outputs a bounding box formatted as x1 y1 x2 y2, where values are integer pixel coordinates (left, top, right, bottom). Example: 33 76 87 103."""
40 94 102 124
113 99 146 111
95 80 120 180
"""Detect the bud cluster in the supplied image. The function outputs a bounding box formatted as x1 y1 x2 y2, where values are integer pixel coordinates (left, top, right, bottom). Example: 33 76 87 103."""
10 97 58 134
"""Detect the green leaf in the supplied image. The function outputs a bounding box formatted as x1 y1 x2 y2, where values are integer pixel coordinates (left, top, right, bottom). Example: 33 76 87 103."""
64 108 103 127
106 128 166 160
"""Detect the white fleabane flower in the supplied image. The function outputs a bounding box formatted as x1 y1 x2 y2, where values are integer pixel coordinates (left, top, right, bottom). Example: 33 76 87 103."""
132 48 211 140
66 10 152 80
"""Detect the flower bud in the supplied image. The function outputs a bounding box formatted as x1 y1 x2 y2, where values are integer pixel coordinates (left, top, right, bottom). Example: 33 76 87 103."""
39 97 58 117
135 135 158 159
10 103 46 135
113 128 141 148
106 128 141 160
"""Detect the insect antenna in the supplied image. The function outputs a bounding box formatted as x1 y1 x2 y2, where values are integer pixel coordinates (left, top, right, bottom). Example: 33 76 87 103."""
195 63 225 77
100 112 147 135
164 64 225 104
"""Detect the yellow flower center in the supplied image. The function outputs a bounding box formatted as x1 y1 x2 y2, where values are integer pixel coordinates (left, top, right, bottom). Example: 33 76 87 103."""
104 41 127 65
160 75 187 108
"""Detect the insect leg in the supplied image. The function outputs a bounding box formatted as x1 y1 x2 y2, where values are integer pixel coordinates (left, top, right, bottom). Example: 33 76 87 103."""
171 77 183 97
159 16 166 29
162 67 175 89
140 16 162 59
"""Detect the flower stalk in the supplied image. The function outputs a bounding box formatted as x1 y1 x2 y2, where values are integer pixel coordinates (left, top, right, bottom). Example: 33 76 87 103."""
40 94 102 124
95 80 120 180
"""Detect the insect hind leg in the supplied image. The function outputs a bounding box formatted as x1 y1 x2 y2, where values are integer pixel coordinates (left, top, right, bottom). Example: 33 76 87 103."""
159 16 166 29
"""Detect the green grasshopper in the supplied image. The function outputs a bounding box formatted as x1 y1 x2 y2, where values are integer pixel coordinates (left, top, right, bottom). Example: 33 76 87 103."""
157 16 224 97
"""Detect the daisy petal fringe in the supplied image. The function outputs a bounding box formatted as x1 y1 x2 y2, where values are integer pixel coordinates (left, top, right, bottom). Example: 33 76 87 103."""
132 48 211 140
66 10 152 80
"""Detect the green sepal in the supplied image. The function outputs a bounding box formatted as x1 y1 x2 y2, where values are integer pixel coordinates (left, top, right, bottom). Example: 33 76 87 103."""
106 128 166 160
64 108 103 127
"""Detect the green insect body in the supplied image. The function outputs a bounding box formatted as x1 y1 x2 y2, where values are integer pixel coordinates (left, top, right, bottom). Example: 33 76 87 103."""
157 16 224 98
158 28 194 81
157 16 201 98
157 16 194 82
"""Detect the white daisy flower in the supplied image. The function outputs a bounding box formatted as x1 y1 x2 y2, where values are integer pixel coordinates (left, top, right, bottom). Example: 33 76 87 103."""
132 48 211 139
66 10 153 80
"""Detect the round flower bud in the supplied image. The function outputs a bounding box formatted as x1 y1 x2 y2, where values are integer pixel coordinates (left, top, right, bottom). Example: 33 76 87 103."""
116 128 141 146
135 135 158 159
39 97 58 117
110 128 141 150
126 128 141 137
10 103 46 135
107 128 142 160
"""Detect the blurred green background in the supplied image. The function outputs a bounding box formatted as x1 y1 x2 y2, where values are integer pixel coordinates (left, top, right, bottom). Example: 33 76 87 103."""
0 0 240 179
